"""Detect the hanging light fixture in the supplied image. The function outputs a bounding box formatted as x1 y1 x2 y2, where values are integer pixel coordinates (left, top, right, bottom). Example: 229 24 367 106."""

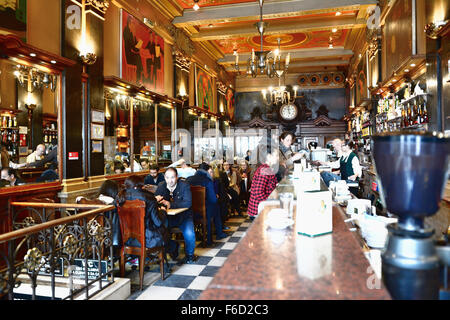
234 1 290 78
193 0 200 11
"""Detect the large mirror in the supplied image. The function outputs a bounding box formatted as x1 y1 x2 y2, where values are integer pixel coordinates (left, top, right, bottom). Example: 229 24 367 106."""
0 58 60 188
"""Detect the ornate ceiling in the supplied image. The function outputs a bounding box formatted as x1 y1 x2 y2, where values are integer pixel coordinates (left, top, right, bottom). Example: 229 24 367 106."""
163 0 378 74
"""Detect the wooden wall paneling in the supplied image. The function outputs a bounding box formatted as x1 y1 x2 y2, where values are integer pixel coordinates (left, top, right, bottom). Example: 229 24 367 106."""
87 13 105 177
62 0 84 179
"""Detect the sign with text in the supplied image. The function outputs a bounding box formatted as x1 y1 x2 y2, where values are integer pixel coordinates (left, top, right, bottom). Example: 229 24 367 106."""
28 257 64 277
68 152 79 160
72 259 108 281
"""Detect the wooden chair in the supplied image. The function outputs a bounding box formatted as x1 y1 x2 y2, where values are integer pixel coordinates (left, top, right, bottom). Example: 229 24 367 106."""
117 199 165 290
191 186 207 247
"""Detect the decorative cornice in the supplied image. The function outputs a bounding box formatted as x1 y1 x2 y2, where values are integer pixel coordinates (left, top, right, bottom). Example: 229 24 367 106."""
173 50 192 72
71 0 109 20
168 25 196 57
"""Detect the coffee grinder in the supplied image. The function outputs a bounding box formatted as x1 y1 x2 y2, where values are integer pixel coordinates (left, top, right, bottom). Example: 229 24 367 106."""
372 132 450 300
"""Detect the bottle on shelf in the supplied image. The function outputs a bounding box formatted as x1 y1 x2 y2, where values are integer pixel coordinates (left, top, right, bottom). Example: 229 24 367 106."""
13 116 17 128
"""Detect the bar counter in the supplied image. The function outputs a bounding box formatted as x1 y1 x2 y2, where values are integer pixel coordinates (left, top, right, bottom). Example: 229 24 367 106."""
199 176 392 300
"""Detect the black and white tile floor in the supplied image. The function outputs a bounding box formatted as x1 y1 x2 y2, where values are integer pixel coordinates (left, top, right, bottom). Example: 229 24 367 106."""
122 214 252 300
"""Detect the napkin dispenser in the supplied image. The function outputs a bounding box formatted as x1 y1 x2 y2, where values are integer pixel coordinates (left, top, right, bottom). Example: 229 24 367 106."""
296 179 333 237
297 171 321 191
296 234 332 280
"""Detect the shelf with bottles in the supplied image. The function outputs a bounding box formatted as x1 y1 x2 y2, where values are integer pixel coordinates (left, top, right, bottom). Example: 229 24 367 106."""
375 80 429 134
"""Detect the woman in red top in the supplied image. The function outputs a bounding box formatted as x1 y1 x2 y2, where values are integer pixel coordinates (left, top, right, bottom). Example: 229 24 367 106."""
247 149 279 219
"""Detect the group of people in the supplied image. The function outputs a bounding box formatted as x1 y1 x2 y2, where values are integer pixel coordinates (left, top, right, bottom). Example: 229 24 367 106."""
0 140 59 187
80 132 362 273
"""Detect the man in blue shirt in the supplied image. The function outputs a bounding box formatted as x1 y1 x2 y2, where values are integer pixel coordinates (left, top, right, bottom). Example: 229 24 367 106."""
155 168 196 264
144 164 165 186
186 163 229 246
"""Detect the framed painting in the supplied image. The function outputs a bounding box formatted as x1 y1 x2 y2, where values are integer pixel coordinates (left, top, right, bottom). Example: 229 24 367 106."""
121 9 164 93
225 87 235 121
195 64 214 111
356 53 368 105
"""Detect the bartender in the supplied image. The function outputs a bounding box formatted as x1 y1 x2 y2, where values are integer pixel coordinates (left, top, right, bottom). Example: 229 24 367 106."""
278 132 304 181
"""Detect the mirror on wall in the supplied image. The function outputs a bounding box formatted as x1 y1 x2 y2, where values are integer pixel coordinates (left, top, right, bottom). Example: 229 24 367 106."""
0 58 59 187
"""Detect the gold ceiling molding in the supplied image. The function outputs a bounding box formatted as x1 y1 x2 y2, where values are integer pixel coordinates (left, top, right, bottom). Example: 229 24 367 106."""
145 0 183 20
173 4 363 27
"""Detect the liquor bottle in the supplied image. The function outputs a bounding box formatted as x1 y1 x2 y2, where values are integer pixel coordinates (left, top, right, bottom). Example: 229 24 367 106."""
8 116 12 128
13 117 17 127
2 117 7 128
413 100 419 125
401 106 406 128
44 133 48 143
422 103 429 124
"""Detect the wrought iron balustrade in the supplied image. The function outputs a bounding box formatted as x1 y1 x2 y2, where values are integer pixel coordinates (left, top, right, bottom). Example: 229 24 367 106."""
0 202 116 300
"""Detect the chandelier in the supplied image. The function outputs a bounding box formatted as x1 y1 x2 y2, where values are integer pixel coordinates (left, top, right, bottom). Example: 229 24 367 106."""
233 0 290 78
14 65 57 93
262 78 299 106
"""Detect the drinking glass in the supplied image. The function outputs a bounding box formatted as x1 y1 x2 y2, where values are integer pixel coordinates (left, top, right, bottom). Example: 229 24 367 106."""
279 193 294 219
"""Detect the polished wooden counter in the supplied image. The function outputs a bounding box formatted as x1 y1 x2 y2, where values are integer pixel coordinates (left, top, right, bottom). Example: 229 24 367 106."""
200 177 391 300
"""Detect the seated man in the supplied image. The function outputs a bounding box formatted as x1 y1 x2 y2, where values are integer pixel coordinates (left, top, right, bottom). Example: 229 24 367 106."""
26 142 57 170
144 164 165 186
27 144 46 164
186 162 229 246
155 168 196 264
1 167 25 186
140 158 150 172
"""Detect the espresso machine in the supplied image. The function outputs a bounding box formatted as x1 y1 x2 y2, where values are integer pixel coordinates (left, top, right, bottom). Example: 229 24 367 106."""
372 133 450 300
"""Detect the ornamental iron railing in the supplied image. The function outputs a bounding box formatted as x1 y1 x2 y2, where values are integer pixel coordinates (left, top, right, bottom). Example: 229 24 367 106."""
0 202 115 300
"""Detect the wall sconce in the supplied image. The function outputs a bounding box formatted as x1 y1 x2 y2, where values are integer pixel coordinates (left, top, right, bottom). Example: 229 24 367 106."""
424 20 448 39
80 52 97 65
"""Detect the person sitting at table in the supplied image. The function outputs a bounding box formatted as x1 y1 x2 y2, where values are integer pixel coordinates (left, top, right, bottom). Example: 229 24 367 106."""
117 175 171 270
27 144 46 164
239 160 253 208
211 162 231 230
172 159 196 179
140 158 150 172
26 140 57 170
76 179 122 258
113 161 125 174
223 161 241 216
187 163 229 246
0 142 25 170
318 138 343 187
144 164 165 186
247 149 279 221
155 168 196 264
36 168 59 183
1 167 25 186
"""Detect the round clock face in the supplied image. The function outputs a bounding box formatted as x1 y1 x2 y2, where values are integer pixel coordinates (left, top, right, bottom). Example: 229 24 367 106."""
280 103 298 121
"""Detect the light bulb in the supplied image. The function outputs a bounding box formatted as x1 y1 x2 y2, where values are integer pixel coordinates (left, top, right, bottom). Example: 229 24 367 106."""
193 1 199 10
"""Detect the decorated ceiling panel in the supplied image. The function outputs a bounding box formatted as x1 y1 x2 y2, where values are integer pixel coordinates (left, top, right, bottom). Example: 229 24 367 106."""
175 0 255 9
216 29 349 54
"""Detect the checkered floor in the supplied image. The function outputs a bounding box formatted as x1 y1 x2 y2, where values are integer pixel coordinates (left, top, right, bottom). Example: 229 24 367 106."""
121 214 252 300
